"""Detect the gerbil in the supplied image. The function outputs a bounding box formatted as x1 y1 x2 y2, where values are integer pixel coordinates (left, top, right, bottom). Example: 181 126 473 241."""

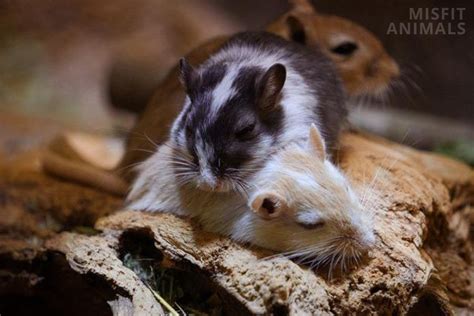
246 125 375 268
267 0 400 98
127 125 375 269
168 31 345 192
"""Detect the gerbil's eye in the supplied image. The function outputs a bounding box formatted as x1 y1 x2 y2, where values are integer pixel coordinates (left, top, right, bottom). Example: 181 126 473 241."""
331 42 358 56
235 123 255 141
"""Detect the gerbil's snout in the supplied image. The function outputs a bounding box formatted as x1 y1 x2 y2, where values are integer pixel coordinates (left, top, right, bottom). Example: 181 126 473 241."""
338 216 376 259
196 170 218 191
349 226 375 253
364 54 400 96
196 167 229 192
359 224 376 249
194 158 246 193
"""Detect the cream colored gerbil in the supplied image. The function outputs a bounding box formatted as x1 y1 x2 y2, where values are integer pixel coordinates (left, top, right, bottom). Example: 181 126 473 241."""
246 125 375 263
127 125 375 269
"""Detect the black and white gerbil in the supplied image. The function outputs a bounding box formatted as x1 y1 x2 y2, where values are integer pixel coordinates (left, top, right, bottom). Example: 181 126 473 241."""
127 125 375 270
170 32 346 193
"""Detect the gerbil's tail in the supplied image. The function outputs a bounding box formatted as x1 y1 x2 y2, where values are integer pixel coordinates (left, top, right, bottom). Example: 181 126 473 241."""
41 151 128 196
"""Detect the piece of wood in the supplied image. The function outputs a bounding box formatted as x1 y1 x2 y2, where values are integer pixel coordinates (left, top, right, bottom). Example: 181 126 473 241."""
0 131 472 315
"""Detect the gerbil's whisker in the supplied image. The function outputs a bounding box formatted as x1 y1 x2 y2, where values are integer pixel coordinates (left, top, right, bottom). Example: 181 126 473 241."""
166 160 194 168
115 161 143 173
161 142 194 160
263 237 355 275
143 132 159 149
262 245 316 260
173 171 197 177
130 148 156 154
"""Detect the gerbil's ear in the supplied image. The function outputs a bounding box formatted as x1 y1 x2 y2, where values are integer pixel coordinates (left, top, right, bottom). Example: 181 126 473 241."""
285 15 307 44
257 63 286 114
308 123 326 160
179 58 198 97
289 0 316 13
250 191 288 220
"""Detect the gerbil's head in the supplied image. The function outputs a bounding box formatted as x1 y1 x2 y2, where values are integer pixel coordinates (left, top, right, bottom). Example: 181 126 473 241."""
171 58 286 193
249 124 375 269
267 0 399 98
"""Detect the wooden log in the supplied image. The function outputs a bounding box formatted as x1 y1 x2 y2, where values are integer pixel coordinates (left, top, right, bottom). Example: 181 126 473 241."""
0 131 472 315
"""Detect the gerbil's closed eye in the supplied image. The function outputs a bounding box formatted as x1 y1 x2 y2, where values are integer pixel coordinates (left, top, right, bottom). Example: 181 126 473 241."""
297 220 325 230
235 123 256 141
331 41 358 56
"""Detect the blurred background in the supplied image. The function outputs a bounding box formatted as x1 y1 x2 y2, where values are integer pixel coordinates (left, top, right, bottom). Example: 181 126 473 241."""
0 0 473 162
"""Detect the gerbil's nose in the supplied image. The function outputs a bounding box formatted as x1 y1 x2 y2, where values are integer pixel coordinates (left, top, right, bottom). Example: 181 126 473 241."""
360 228 376 248
365 61 379 78
380 56 400 80
350 225 376 253
366 55 400 80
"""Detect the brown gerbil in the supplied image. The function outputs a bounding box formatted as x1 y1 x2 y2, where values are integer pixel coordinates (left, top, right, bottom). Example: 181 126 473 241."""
268 0 400 97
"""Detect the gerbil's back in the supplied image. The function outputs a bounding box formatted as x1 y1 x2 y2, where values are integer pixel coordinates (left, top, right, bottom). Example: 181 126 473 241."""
211 32 333 73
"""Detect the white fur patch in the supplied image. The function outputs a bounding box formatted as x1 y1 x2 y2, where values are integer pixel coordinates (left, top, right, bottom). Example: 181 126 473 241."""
209 65 239 117
194 130 216 186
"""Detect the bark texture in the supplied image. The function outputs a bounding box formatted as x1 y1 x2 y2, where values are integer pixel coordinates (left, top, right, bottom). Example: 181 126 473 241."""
0 117 472 315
